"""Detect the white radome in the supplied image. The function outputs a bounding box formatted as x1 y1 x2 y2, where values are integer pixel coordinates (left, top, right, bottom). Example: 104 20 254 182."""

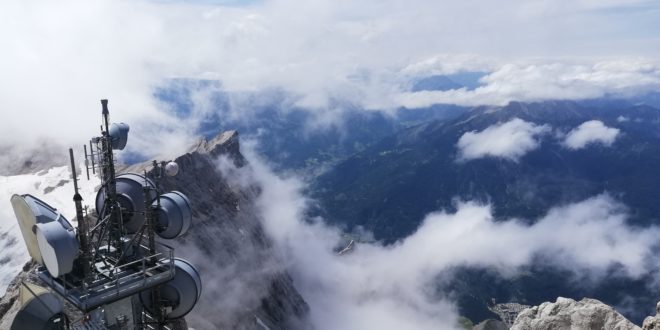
165 161 180 177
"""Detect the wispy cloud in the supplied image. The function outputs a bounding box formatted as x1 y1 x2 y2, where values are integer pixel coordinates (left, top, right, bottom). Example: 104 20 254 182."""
456 118 551 162
563 120 621 149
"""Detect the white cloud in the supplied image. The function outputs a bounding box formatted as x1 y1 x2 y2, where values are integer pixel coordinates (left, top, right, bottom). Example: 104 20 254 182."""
220 146 660 330
395 60 660 108
0 0 659 162
457 118 551 162
563 120 620 149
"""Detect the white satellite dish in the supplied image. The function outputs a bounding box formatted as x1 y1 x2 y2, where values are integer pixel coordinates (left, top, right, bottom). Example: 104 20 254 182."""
36 220 79 278
10 194 73 266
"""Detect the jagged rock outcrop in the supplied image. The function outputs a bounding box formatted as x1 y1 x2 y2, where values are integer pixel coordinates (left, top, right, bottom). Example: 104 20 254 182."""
511 297 640 330
473 319 508 330
642 302 660 330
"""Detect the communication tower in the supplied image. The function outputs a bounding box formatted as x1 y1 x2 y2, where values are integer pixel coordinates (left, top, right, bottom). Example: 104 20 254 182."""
9 100 202 329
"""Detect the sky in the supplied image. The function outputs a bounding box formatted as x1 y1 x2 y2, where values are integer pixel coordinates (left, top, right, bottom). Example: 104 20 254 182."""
0 0 659 161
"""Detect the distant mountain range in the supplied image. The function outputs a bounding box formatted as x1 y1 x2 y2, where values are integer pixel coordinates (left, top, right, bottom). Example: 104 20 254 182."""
152 83 660 324
310 100 660 323
313 100 660 240
153 80 468 173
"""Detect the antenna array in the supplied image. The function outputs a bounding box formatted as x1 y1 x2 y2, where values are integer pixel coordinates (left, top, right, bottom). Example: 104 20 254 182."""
10 100 201 329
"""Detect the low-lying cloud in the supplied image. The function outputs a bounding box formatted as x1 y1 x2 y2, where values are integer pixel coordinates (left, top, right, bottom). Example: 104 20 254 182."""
456 118 551 162
219 144 660 330
563 120 621 149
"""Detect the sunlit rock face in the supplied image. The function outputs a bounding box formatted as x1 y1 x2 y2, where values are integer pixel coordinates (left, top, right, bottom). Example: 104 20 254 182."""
511 297 640 330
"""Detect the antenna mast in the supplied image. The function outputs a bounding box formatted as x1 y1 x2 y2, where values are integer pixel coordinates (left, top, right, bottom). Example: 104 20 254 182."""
9 98 201 330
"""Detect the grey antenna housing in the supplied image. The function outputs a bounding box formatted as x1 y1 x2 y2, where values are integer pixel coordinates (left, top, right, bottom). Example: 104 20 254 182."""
154 191 192 239
11 283 64 330
139 258 202 319
95 173 157 233
36 219 79 278
10 194 76 266
108 123 130 150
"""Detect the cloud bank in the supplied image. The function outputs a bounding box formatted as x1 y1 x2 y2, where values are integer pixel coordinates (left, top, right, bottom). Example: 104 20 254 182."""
563 120 621 149
396 60 660 108
218 145 660 330
1 0 660 164
456 118 551 162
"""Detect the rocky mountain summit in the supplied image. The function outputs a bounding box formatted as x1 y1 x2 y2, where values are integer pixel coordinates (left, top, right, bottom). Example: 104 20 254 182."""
510 297 640 330
0 130 310 329
472 297 660 330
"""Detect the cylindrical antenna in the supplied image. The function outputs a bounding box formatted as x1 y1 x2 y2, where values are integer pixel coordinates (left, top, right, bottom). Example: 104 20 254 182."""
69 148 79 194
101 99 110 134
101 99 109 115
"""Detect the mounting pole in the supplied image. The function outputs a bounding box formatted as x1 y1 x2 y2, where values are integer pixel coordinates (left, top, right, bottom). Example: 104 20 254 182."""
145 164 164 328
70 148 91 282
99 99 122 256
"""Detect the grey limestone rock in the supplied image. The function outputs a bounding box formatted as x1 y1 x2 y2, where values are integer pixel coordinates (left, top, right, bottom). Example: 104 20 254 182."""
642 302 660 330
511 297 640 330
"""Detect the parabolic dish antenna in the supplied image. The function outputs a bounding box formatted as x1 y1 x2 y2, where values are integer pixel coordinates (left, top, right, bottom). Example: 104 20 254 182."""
95 173 157 233
11 282 64 330
36 220 79 277
10 194 69 265
154 191 192 239
140 258 202 319
108 122 130 150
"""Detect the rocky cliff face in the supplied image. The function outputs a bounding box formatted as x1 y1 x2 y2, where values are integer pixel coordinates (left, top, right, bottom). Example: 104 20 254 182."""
0 130 310 329
510 297 640 330
126 130 310 329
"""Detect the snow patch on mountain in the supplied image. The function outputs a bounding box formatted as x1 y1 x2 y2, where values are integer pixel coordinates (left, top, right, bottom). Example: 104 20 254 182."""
0 165 99 295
